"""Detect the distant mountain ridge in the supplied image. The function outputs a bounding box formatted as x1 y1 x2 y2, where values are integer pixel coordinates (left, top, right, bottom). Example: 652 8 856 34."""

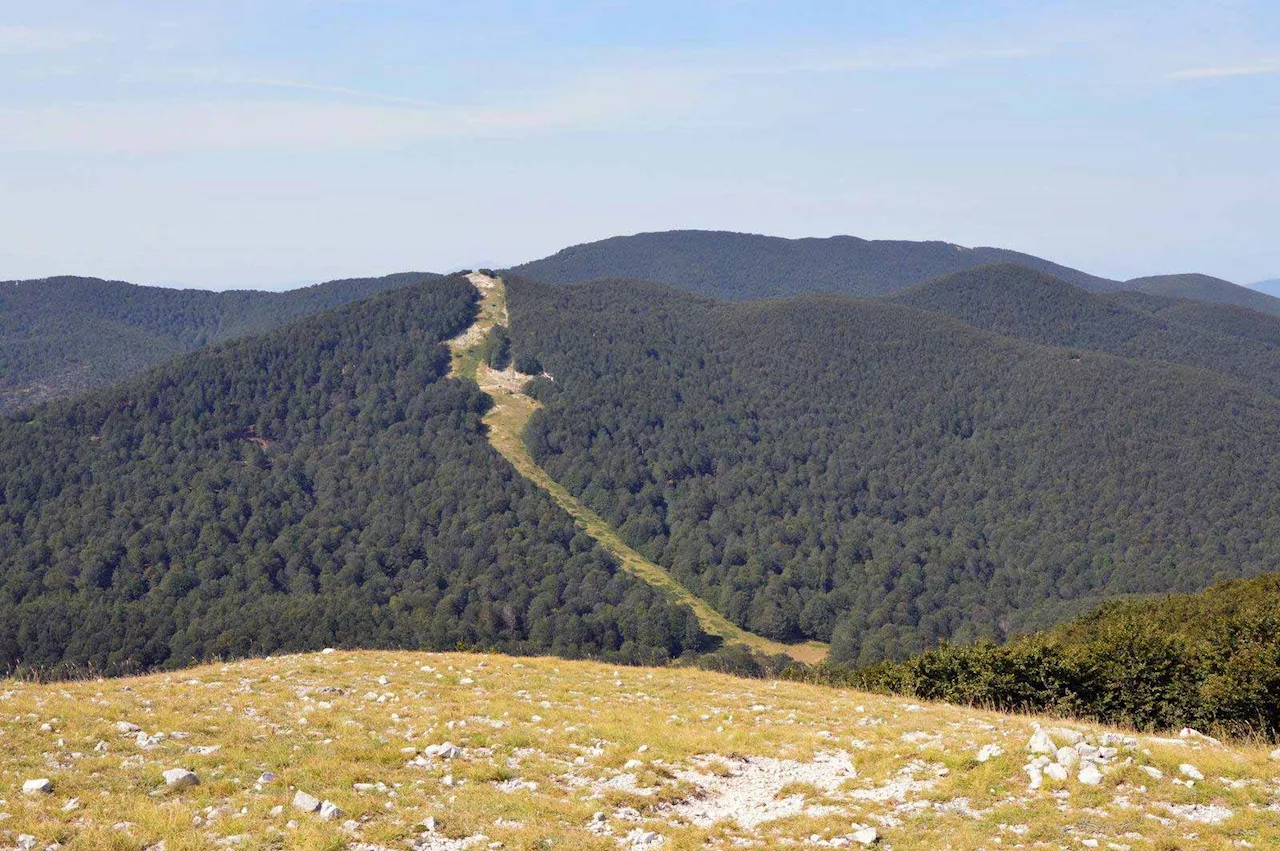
1123 273 1280 317
512 230 1280 318
510 230 1118 300
893 263 1280 398
0 272 433 412
1252 277 1280 298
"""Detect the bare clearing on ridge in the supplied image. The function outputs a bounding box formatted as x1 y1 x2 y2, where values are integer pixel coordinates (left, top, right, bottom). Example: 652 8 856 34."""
1 650 1276 850
449 273 827 664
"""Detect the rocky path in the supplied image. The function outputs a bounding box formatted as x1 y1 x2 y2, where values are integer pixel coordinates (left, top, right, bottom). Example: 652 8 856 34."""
448 273 827 664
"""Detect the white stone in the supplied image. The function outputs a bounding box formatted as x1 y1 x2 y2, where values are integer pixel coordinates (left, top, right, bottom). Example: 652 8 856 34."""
1179 763 1204 780
1270 747 1280 762
22 778 53 795
16 836 37 851
319 800 344 821
292 791 322 813
1027 729 1056 754
162 768 200 790
1141 766 1164 779
1047 727 1084 745
424 742 462 759
625 828 664 847
1025 765 1043 790
1056 746 1080 769
1044 763 1068 781
976 744 1003 762
852 826 879 845
1078 764 1104 786
114 721 140 734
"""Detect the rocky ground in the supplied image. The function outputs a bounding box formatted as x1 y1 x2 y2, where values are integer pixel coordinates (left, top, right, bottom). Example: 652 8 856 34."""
1 651 1277 850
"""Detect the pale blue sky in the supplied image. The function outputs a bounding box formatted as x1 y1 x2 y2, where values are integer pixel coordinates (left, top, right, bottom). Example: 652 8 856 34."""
1 1 1277 289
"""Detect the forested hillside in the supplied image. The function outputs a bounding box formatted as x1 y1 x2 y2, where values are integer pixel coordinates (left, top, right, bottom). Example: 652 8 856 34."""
844 572 1280 736
1125 272 1280 316
0 276 706 676
506 275 1280 665
0 272 431 412
511 230 1116 300
893 263 1280 397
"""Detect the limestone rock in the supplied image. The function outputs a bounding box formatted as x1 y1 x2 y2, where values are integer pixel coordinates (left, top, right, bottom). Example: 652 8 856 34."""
1078 764 1103 786
1027 729 1056 754
22 778 53 795
853 826 880 845
292 790 322 813
162 768 200 790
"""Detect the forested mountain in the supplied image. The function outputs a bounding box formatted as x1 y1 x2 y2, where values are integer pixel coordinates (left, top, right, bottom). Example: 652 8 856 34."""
0 276 706 676
510 230 1117 300
846 572 1280 736
0 272 430 413
1124 273 1280 316
506 275 1280 666
893 263 1280 397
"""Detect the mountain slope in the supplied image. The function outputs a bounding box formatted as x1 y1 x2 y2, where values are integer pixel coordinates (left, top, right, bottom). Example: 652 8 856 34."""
2 649 1275 851
506 275 1280 665
893 263 1280 397
0 272 433 412
0 276 706 675
510 230 1117 300
1125 272 1280 316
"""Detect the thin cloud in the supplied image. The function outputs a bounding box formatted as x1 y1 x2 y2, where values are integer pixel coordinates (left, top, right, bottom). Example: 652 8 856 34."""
1167 61 1279 80
0 68 699 154
0 25 103 54
234 78 438 107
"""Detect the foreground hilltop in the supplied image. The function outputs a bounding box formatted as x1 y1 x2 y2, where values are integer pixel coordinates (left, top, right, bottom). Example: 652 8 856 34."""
1 650 1277 850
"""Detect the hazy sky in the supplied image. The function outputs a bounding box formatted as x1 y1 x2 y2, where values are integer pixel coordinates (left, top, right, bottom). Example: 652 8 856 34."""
1 1 1277 289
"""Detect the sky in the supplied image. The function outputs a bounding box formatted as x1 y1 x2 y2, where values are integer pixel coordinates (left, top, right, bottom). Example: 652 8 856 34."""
1 1 1277 290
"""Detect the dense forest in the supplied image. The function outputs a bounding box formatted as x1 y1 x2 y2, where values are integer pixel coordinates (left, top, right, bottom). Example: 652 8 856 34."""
511 230 1117 299
0 272 430 412
1124 273 1280 317
0 276 707 676
506 274 1280 665
833 572 1280 737
893 264 1280 398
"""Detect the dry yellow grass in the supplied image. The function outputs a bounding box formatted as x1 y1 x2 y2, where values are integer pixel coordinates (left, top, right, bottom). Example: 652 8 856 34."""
1 650 1276 850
